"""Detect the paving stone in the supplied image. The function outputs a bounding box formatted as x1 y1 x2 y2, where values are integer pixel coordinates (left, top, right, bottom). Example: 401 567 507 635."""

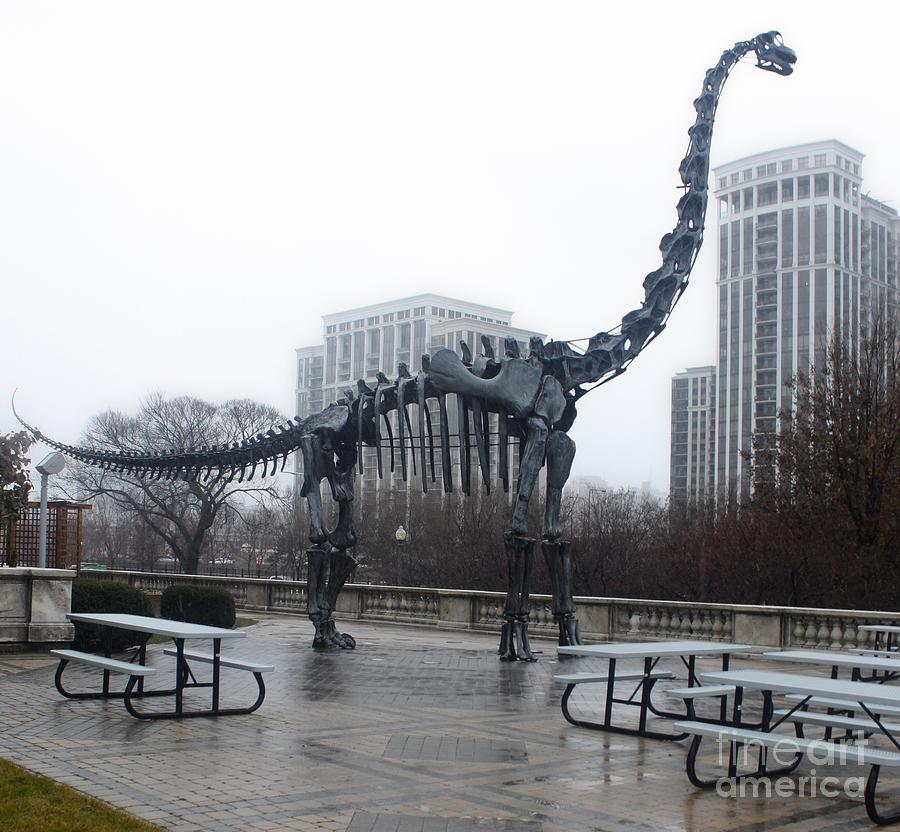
0 616 888 831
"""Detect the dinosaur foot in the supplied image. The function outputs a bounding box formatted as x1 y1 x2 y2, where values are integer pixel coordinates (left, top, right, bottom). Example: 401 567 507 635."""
311 618 357 650
557 613 582 647
498 618 538 662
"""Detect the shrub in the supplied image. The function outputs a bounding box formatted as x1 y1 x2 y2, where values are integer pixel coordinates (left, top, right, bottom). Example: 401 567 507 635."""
159 584 236 629
71 579 154 652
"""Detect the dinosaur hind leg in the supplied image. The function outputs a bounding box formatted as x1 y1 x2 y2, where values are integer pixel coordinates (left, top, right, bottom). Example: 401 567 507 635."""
498 532 537 662
543 430 581 646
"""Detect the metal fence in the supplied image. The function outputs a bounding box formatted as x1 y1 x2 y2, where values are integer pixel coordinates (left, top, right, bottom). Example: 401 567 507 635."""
0 501 92 568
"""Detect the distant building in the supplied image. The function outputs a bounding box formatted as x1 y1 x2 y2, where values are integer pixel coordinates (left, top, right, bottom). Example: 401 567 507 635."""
671 139 900 503
669 366 715 504
295 293 544 500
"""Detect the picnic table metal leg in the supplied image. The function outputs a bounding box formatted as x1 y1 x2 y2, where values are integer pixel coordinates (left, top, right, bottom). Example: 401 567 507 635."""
686 655 697 686
604 658 616 728
638 657 652 734
174 638 185 715
212 638 221 712
137 643 146 695
719 653 730 722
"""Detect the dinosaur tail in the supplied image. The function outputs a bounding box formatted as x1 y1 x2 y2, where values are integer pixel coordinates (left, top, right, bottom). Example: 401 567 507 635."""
12 393 301 484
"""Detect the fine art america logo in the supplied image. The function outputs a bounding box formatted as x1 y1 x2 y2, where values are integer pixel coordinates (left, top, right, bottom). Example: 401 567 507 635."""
713 735 865 799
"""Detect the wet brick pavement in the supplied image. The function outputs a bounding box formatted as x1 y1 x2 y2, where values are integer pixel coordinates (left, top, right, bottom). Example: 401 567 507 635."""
0 615 896 831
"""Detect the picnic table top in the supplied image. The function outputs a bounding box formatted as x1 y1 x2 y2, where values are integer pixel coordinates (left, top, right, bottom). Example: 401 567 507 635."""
764 649 900 671
67 613 246 640
700 668 900 707
557 640 752 659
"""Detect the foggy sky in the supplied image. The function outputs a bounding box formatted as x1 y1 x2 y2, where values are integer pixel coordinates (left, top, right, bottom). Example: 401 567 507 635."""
4 1 900 496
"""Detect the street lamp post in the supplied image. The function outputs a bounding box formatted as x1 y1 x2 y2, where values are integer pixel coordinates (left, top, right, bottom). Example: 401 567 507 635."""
35 452 65 569
394 525 407 585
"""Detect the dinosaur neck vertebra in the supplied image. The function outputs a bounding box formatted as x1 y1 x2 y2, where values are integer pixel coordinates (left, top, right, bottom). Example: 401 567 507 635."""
541 33 793 396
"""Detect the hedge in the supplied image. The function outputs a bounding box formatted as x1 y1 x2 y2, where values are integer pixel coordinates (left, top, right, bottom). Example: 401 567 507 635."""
71 579 154 652
159 585 236 629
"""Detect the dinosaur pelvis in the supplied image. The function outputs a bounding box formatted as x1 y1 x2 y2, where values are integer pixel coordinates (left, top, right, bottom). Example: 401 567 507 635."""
429 348 566 425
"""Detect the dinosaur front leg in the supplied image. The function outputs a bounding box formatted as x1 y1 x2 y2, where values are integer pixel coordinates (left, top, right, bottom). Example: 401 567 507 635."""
499 532 537 662
306 544 332 649
326 462 358 551
300 435 328 544
316 448 358 648
323 549 358 649
542 430 581 645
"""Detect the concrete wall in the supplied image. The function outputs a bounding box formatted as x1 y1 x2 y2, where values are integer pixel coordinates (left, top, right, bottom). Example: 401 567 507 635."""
0 567 74 652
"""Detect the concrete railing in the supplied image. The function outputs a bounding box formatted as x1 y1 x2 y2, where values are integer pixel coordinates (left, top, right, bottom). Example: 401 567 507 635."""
0 567 75 652
84 570 900 653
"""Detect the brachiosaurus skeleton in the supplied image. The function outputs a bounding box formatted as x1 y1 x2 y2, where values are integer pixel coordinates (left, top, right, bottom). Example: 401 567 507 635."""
16 32 796 658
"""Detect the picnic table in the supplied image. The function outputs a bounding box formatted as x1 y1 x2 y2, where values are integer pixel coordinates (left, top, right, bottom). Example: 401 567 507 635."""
859 624 900 654
555 640 752 740
763 648 900 681
54 613 273 719
676 668 900 824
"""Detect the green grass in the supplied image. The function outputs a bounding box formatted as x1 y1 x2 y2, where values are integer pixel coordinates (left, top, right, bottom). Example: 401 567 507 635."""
0 757 167 832
147 615 257 645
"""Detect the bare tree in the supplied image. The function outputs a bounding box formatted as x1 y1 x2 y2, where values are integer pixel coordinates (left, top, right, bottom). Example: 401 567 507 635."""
749 313 900 607
62 394 284 574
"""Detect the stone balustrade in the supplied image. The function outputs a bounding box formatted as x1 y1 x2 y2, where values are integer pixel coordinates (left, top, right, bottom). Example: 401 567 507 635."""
81 570 900 653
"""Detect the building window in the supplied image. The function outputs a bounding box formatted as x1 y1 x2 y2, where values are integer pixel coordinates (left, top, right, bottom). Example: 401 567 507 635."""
718 176 727 189
383 312 394 322
731 173 740 185
782 208 793 267
782 159 793 172
781 179 793 201
797 156 809 170
367 315 379 325
813 153 826 168
719 223 728 278
743 168 753 182
730 220 741 277
814 173 829 197
719 196 728 218
814 205 827 264
798 206 810 266
797 175 810 199
757 183 777 206
731 192 741 214
743 187 754 210
326 325 336 334
397 309 411 319
413 306 425 316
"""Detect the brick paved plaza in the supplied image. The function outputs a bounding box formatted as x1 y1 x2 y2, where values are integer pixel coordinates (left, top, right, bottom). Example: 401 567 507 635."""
0 616 894 831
